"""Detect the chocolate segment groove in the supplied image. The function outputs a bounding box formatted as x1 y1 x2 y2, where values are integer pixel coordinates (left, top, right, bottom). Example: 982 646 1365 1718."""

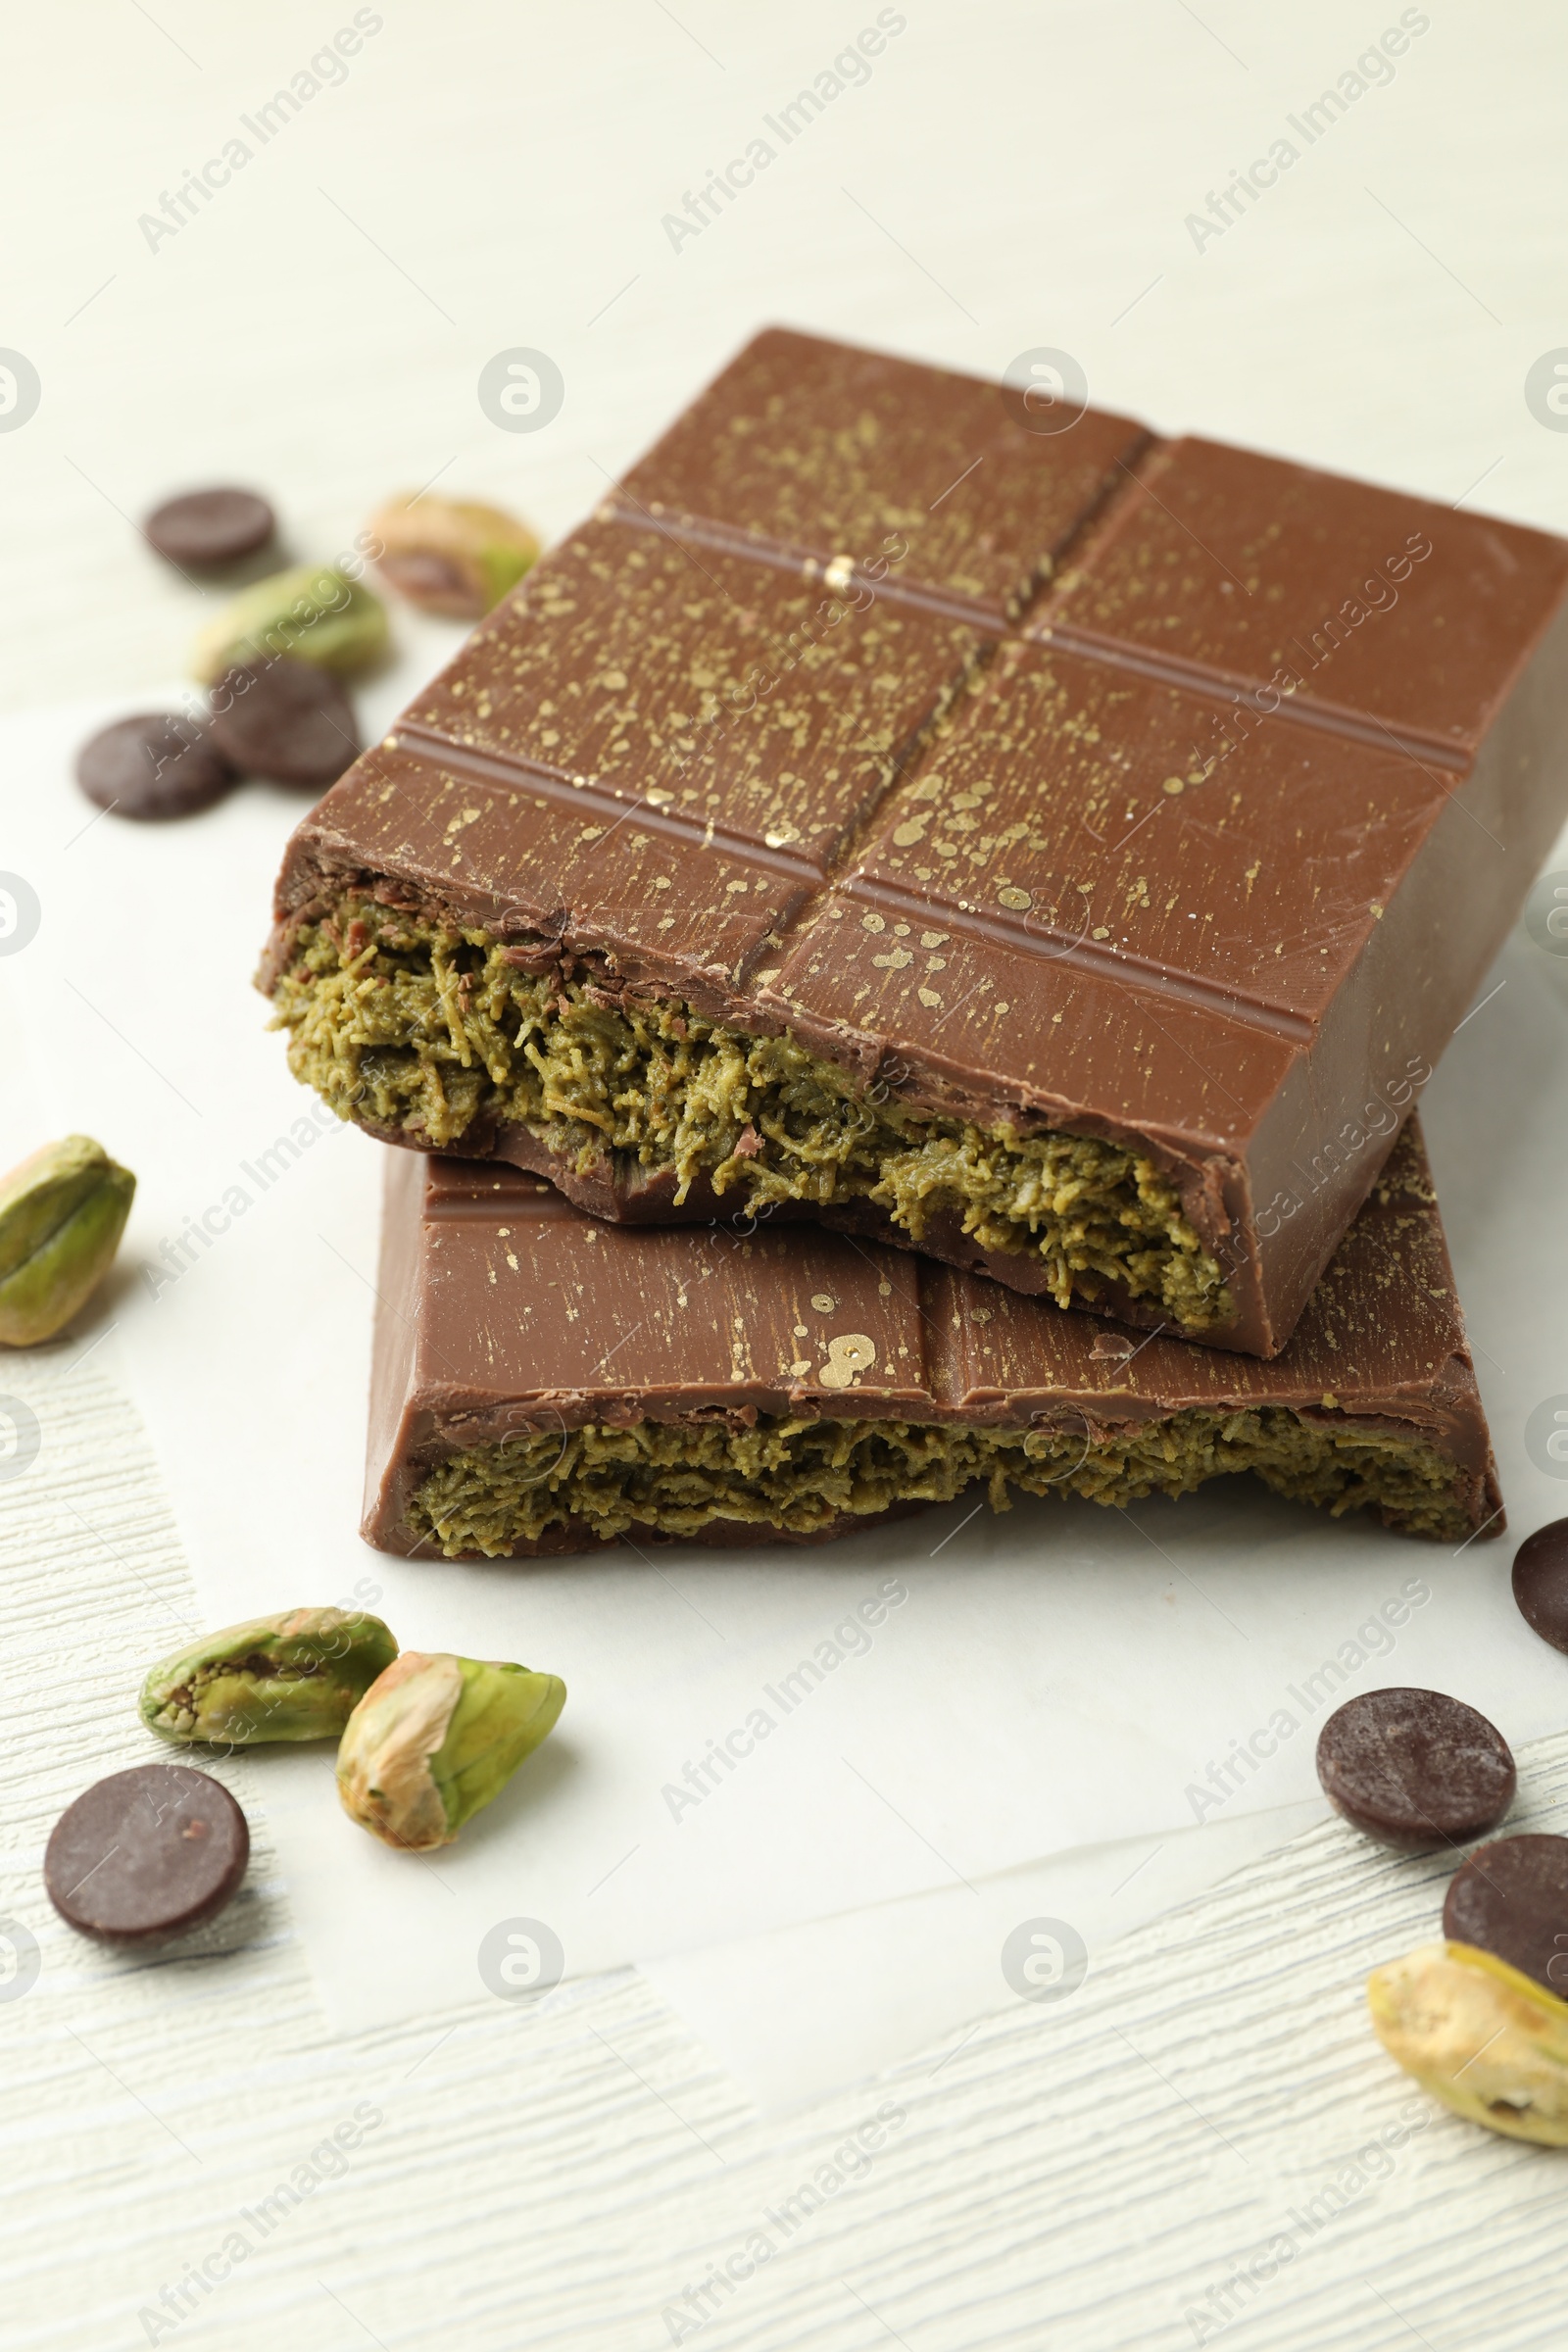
390 723 836 891
1032 621 1477 772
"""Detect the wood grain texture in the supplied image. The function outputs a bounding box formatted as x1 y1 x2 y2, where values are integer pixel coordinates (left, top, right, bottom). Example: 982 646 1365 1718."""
5 1348 1568 2350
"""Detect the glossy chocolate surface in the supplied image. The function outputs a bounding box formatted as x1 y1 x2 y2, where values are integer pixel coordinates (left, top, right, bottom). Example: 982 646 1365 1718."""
268 328 1568 1355
363 1118 1500 1558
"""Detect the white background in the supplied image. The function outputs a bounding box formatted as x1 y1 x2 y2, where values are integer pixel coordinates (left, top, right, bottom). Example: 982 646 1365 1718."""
4 5 1568 2347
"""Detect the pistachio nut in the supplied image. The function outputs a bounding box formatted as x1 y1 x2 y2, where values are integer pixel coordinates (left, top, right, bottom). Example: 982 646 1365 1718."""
336 1650 565 1850
191 564 389 682
0 1135 135 1347
1367 1939 1568 2144
139 1607 400 1744
368 492 539 618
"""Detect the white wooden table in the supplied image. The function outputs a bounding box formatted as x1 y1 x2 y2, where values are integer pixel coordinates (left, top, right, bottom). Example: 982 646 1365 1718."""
5 5 1568 2342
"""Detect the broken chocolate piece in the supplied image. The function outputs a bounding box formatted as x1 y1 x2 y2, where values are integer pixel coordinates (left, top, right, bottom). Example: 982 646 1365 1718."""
262 328 1568 1355
363 1116 1500 1559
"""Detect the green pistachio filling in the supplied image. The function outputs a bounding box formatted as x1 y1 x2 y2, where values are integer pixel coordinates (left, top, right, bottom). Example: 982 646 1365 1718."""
270 892 1232 1329
407 1407 1471 1557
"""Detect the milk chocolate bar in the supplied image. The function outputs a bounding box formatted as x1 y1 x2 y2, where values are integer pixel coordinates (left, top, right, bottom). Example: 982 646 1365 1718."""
265 328 1568 1356
363 1119 1499 1559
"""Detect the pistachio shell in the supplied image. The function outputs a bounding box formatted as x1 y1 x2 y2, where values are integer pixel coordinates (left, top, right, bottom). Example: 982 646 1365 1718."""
191 564 388 682
139 1607 400 1743
1368 1939 1568 2144
336 1649 565 1850
368 493 539 618
0 1135 135 1347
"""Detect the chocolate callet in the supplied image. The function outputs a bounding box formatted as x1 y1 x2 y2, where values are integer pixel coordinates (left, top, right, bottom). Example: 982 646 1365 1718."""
1315 1688 1515 1851
1444 1835 1568 1996
1512 1519 1568 1654
44 1763 249 1943
144 486 275 568
76 713 236 821
209 657 361 788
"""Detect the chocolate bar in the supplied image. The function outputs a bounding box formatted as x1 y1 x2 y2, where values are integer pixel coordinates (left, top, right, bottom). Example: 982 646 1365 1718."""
265 329 1568 1356
363 1118 1499 1559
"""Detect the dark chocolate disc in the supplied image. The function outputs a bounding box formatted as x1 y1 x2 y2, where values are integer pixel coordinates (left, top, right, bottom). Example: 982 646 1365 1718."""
75 713 236 821
45 1764 249 1943
144 486 275 568
1512 1519 1568 1654
208 658 361 788
1444 1834 1568 1994
1315 1688 1514 1850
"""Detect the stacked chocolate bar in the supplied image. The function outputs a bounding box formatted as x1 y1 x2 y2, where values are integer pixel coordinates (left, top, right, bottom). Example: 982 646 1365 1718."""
259 329 1568 1558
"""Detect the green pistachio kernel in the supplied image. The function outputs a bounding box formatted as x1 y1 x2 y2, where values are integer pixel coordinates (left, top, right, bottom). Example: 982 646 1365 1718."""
0 1135 135 1348
191 563 389 682
336 1650 565 1850
140 1607 401 1744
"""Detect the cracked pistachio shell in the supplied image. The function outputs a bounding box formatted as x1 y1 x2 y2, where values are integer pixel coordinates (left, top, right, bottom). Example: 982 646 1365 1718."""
336 1651 565 1850
1368 1939 1568 2144
0 1135 135 1347
368 492 539 618
139 1607 400 1743
191 563 388 682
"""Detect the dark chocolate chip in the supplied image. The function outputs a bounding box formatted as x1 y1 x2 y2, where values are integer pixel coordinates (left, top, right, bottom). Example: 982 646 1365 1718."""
208 658 361 788
1444 1834 1568 1994
44 1763 249 1944
1315 1687 1515 1850
143 486 275 568
75 713 236 821
1512 1519 1568 1654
